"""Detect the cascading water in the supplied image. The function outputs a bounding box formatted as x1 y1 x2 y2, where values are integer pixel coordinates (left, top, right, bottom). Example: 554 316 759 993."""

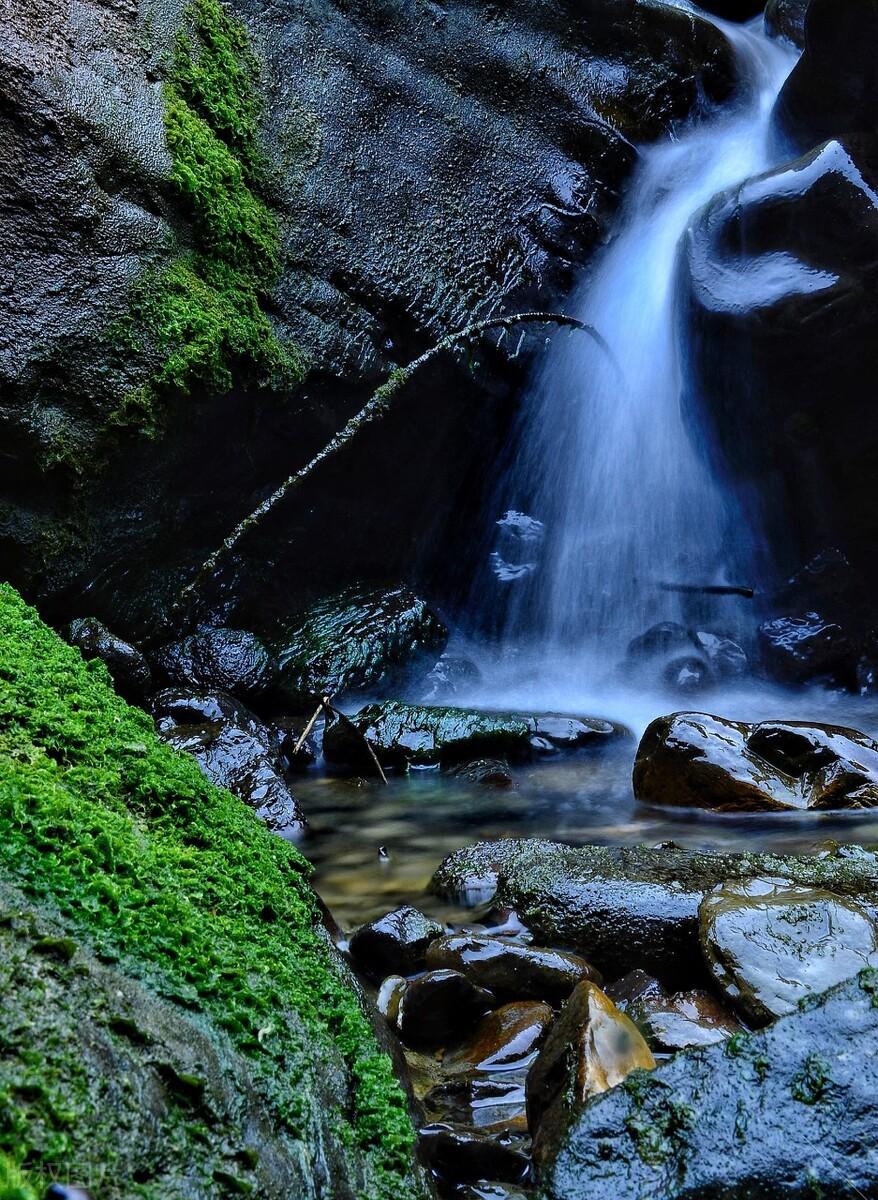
484 18 798 695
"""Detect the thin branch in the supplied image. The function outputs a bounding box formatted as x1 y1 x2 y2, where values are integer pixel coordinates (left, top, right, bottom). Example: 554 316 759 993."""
324 701 388 785
291 695 330 757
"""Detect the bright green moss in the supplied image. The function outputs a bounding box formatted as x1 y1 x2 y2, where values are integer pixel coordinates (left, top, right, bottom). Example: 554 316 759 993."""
0 1155 38 1200
0 585 415 1196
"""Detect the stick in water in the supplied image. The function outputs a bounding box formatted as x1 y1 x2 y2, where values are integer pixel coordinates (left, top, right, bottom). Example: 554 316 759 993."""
659 582 755 599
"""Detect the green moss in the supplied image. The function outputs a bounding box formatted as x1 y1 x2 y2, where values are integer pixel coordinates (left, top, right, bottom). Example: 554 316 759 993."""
622 1073 694 1167
0 585 415 1196
791 1053 832 1105
0 1155 38 1200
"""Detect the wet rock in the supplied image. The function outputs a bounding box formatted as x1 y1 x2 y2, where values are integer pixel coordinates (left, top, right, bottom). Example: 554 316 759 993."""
418 1124 529 1184
443 1001 555 1075
277 722 319 773
690 630 748 679
446 759 515 789
273 585 447 709
765 0 808 46
348 905 443 982
661 655 711 694
698 0 766 19
758 612 852 686
417 655 483 703
699 877 878 1024
431 839 878 985
607 971 740 1051
774 0 878 153
633 711 878 812
627 622 691 660
527 981 655 1143
323 702 625 770
151 690 306 836
66 617 151 699
426 935 600 1003
376 975 408 1026
445 1186 530 1200
533 970 878 1199
423 1076 527 1129
151 627 278 701
395 970 494 1050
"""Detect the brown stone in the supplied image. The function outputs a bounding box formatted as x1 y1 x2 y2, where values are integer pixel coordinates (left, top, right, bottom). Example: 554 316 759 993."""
443 1000 554 1075
426 934 600 1002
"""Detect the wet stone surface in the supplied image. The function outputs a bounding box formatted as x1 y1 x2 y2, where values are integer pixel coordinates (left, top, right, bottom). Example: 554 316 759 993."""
426 935 600 1003
349 905 443 982
396 970 495 1050
607 970 741 1051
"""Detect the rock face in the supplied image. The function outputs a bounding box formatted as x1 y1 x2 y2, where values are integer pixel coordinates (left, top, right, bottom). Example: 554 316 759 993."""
699 877 878 1024
533 970 878 1200
764 0 808 47
431 839 878 983
633 712 878 812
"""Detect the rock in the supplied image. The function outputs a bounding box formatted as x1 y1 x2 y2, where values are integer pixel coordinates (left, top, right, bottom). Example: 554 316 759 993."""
423 1075 527 1129
273 585 447 709
323 701 626 770
774 0 878 153
376 975 408 1027
151 689 306 836
607 971 741 1051
151 627 278 701
416 655 483 703
527 981 655 1144
446 759 515 789
418 1124 530 1184
765 0 808 46
395 970 494 1050
699 877 878 1024
443 1186 530 1200
626 622 691 660
348 905 443 982
66 617 151 699
533 970 878 1200
690 630 748 679
698 0 766 19
661 655 711 694
431 839 878 985
758 612 852 686
633 711 878 812
442 1001 555 1075
426 935 600 1003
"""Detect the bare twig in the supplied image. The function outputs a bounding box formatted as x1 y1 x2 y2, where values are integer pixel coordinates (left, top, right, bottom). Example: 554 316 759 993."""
659 582 755 599
291 695 330 757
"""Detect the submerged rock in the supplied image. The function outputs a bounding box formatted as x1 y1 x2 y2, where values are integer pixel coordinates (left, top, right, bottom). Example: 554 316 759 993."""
446 759 516 789
699 877 878 1024
442 1001 555 1076
426 935 600 1003
633 711 878 812
152 627 278 701
418 1124 530 1184
151 689 306 835
66 617 151 699
349 905 443 982
273 585 447 708
431 839 878 984
533 970 878 1199
323 701 625 770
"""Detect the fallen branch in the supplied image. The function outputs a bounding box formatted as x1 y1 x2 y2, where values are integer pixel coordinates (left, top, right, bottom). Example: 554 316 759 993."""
290 694 388 785
165 311 611 630
659 582 755 599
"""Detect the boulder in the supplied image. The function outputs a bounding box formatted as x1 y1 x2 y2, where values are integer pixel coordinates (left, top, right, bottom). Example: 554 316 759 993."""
633 711 878 812
348 905 443 982
446 759 516 789
699 876 878 1023
66 617 151 699
151 689 306 835
431 839 878 984
533 970 878 1200
416 655 483 704
273 585 447 709
418 1124 530 1185
426 935 601 1003
151 627 278 700
765 0 808 46
323 701 626 770
758 612 852 686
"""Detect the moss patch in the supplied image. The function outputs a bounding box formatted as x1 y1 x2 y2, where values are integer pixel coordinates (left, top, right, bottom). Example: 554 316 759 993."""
0 585 417 1197
0 1155 38 1200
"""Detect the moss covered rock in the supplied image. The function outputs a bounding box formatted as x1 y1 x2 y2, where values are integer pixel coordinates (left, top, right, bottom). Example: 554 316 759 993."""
0 585 428 1199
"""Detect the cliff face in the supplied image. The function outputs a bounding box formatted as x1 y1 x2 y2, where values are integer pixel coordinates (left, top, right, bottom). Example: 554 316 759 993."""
0 0 737 631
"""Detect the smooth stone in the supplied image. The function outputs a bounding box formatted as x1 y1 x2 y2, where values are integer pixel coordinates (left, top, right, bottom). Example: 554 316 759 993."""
444 1185 529 1200
348 905 443 982
690 631 748 679
66 617 151 699
152 627 278 701
442 1001 554 1075
627 622 691 660
426 935 600 1003
396 970 494 1050
662 655 710 695
607 971 740 1051
376 975 407 1026
418 1124 530 1184
758 613 852 687
446 759 515 789
699 876 878 1024
533 971 878 1199
423 1076 527 1130
416 655 482 703
527 981 655 1143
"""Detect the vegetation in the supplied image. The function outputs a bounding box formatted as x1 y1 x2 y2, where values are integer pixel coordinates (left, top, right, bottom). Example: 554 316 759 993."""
0 585 415 1196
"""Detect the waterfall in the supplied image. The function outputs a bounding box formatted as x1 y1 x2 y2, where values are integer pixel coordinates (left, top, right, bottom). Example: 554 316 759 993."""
484 18 798 694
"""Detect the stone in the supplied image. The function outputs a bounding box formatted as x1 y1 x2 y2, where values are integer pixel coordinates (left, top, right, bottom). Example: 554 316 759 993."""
426 935 600 1003
431 839 878 985
533 971 878 1200
765 0 808 46
758 613 852 686
633 711 878 812
323 701 626 770
690 630 748 679
152 627 278 701
395 970 494 1050
699 876 878 1024
527 981 655 1143
698 0 766 19
661 655 711 694
626 622 691 660
376 975 408 1027
422 1075 527 1130
66 617 151 699
442 1001 555 1075
446 759 515 789
416 655 483 703
607 971 740 1051
418 1124 530 1184
151 689 306 836
348 906 443 982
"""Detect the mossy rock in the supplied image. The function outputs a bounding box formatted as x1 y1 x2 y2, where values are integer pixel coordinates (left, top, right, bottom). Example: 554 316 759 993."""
0 584 428 1199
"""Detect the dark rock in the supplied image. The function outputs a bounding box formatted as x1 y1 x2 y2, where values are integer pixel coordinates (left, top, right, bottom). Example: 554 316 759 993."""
277 722 319 772
633 711 878 812
423 1075 527 1130
273 585 447 709
774 0 878 153
765 0 808 46
689 631 748 679
772 548 868 630
418 1124 530 1185
627 622 691 660
323 702 626 770
758 613 852 686
426 935 600 1003
700 876 878 1024
348 905 443 983
698 0 766 19
417 655 483 704
151 689 306 836
444 1186 530 1200
66 617 151 699
527 981 654 1144
607 971 741 1051
151 627 278 701
533 970 878 1200
446 759 515 789
442 1001 555 1075
661 655 711 694
46 1189 93 1200
431 839 878 985
396 970 494 1050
